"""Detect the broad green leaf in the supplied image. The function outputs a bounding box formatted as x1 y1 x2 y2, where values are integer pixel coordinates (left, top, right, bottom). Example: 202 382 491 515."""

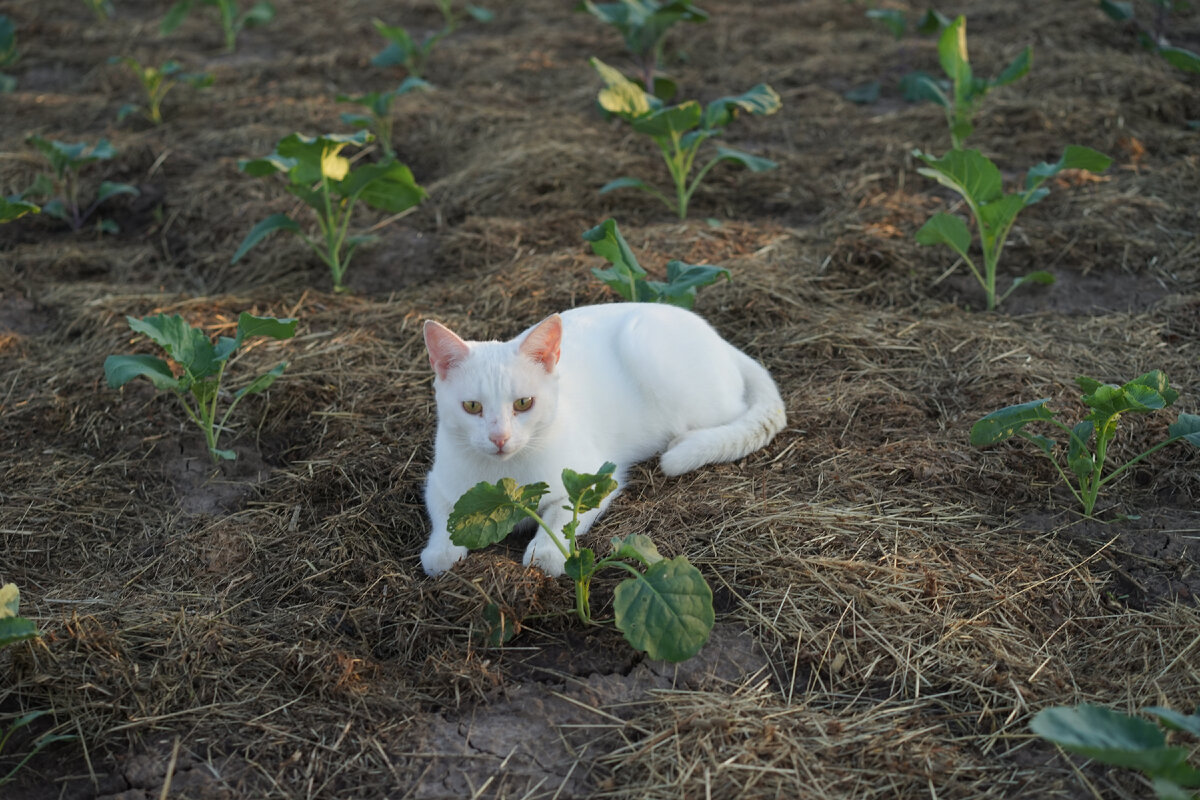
1023 433 1055 455
1007 271 1054 294
339 160 428 212
591 56 653 119
1031 705 1196 774
231 213 301 264
395 75 432 95
649 74 677 102
0 615 38 648
711 144 777 172
613 555 714 662
276 132 368 184
583 218 647 278
1159 46 1200 74
599 176 657 196
238 153 295 177
647 260 730 308
901 72 949 105
160 0 195 34
866 8 906 39
1 583 19 617
234 363 286 399
915 9 951 35
340 112 372 129
242 0 274 27
1145 707 1200 738
481 603 517 646
562 462 618 513
991 46 1032 88
914 148 1003 205
1168 413 1200 447
564 548 596 582
96 181 139 204
1099 0 1134 21
0 196 38 222
632 101 702 138
1025 145 1112 192
213 336 238 362
372 19 415 68
937 16 972 96
126 314 218 377
465 5 494 23
915 213 972 260
1067 420 1095 479
448 478 550 549
104 354 181 391
702 84 781 130
236 312 297 344
970 398 1056 446
844 81 881 105
610 533 663 566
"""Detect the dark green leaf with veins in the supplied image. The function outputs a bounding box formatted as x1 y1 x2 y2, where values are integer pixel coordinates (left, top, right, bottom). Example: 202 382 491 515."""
449 478 549 549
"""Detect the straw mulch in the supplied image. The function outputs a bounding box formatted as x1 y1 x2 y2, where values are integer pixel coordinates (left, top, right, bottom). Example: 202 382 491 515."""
1 0 1198 797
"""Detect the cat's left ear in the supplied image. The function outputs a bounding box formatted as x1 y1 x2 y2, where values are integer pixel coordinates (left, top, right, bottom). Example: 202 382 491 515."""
424 320 470 381
519 314 562 373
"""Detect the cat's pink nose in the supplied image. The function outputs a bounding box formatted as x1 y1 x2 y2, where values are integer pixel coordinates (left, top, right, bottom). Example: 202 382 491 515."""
489 433 509 451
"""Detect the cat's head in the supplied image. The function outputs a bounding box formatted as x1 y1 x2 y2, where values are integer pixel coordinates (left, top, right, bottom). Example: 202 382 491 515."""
423 314 562 460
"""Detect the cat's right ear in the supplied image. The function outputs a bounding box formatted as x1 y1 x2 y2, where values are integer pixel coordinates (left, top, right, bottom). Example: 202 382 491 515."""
424 320 470 381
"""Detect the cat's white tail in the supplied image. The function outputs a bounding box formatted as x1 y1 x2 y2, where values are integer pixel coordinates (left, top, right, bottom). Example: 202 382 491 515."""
659 351 787 477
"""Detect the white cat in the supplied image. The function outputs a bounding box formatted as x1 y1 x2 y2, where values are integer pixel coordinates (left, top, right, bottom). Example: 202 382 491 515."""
420 302 786 577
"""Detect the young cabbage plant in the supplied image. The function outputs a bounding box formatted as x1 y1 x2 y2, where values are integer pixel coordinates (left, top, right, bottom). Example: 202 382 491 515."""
233 131 428 292
448 462 715 662
160 0 274 53
110 56 214 125
0 14 19 93
971 371 1200 517
105 312 297 463
845 8 951 105
908 15 1031 148
1100 0 1200 74
23 136 139 234
591 57 779 219
1032 704 1200 800
577 0 708 100
583 218 729 308
913 145 1111 310
371 1 492 80
338 76 430 159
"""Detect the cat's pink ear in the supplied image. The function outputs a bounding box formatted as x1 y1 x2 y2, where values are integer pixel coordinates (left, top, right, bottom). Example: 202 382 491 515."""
519 314 562 373
424 320 470 380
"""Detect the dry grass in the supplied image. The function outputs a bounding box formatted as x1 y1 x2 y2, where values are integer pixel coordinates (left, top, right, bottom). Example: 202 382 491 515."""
1 0 1199 797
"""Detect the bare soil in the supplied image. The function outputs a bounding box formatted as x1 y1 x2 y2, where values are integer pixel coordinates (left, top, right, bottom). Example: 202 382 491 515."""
1 0 1198 798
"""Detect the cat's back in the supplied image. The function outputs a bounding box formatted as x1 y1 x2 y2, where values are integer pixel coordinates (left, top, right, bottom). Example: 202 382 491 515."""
555 302 710 342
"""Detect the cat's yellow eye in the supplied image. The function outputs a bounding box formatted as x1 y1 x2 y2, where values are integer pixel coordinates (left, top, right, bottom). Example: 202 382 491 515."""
462 400 483 415
513 397 534 412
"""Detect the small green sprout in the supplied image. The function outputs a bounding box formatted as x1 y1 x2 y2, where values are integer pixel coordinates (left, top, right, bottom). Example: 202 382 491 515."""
913 145 1111 310
1032 704 1200 800
105 312 297 463
1 15 19 93
233 131 428 293
577 0 708 100
23 136 140 234
583 218 729 308
448 463 715 662
110 56 214 125
338 76 430 159
971 371 1200 517
1100 0 1200 74
371 1 492 80
591 56 780 219
908 15 1031 149
160 0 274 53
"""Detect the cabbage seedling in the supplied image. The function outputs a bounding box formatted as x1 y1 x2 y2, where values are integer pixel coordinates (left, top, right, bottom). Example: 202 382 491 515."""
110 56 214 125
909 16 1031 149
448 462 715 662
1100 0 1200 74
338 76 430 159
105 312 297 463
577 0 708 100
1031 704 1200 800
232 131 428 292
0 15 18 92
371 1 492 80
591 57 779 219
23 136 139 234
583 218 729 308
971 371 1200 517
161 0 274 53
913 145 1111 310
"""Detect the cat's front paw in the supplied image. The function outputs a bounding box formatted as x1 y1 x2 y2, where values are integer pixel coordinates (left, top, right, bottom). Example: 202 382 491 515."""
523 535 567 577
421 542 468 576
